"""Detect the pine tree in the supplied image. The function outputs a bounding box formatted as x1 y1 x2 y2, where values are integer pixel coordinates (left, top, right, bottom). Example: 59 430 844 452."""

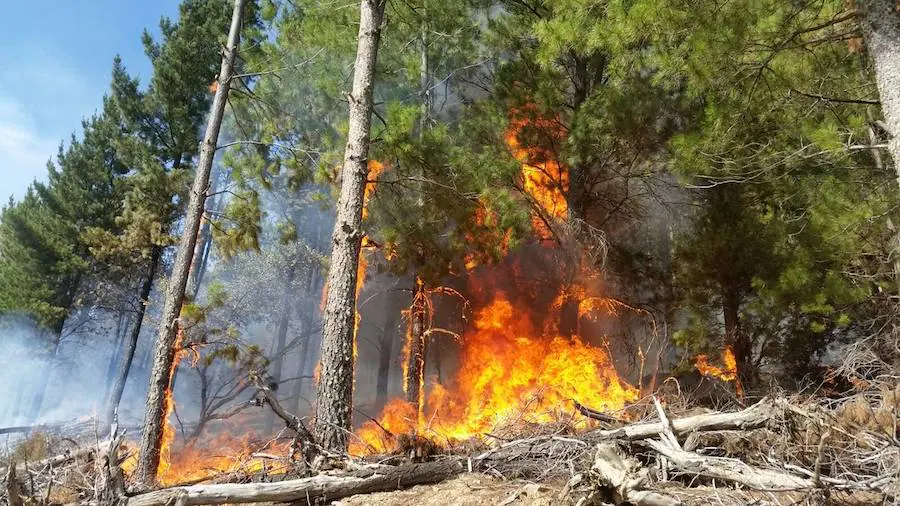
315 0 387 452
135 0 249 485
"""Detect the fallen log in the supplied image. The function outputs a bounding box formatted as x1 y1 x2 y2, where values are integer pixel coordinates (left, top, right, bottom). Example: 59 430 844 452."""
126 458 466 506
586 397 775 442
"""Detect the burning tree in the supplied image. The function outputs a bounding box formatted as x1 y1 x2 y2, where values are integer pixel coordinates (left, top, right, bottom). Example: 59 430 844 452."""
134 0 250 485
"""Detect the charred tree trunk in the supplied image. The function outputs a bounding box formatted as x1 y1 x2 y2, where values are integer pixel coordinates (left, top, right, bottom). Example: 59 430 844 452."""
375 309 400 409
315 0 386 451
721 284 750 380
105 246 161 428
404 278 427 412
134 0 245 485
404 30 431 414
859 0 900 186
264 264 297 435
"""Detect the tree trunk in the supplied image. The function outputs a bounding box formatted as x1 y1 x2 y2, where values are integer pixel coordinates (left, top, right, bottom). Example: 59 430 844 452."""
404 278 426 412
721 284 750 380
264 263 297 435
859 0 900 186
375 308 400 409
134 0 245 485
105 246 161 427
315 0 386 452
103 312 129 398
404 29 430 415
292 268 321 413
28 324 64 422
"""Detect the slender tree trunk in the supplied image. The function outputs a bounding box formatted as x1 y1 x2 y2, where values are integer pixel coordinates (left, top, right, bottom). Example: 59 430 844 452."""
134 1 245 485
187 189 221 300
264 264 297 434
292 266 322 413
404 278 427 410
404 30 430 413
859 0 900 185
721 285 749 378
28 317 68 423
104 312 129 393
375 309 400 409
315 0 386 451
105 246 161 428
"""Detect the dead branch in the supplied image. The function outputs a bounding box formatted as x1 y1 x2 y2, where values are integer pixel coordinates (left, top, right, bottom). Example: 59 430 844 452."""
590 443 681 506
586 397 776 443
6 458 24 506
125 459 466 506
643 440 815 490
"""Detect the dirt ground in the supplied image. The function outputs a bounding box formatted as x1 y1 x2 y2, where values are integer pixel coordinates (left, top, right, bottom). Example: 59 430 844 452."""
333 473 564 506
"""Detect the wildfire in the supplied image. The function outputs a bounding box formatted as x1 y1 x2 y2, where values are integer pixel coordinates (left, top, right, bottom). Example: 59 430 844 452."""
694 346 743 396
506 107 568 237
694 346 738 382
351 294 637 454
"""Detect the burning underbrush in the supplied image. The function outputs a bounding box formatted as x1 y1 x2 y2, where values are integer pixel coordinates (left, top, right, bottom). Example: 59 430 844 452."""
351 294 639 455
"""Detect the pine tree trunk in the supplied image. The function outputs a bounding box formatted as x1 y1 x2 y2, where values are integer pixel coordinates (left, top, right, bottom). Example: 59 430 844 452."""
134 0 245 485
28 335 60 423
315 0 386 451
104 312 129 395
404 279 426 410
722 285 748 378
404 30 430 414
264 264 296 434
292 268 321 413
375 309 399 409
859 0 900 185
105 246 161 428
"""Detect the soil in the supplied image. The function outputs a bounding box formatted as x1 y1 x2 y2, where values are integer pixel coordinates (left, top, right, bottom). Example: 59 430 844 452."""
333 473 564 506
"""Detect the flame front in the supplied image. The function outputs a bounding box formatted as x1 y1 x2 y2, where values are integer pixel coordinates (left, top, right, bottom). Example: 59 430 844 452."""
352 294 637 454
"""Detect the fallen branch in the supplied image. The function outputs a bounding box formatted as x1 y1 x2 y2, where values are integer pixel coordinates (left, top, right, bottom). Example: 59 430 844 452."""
574 401 624 424
591 443 681 506
587 397 775 442
1 441 115 474
126 459 466 506
643 440 815 490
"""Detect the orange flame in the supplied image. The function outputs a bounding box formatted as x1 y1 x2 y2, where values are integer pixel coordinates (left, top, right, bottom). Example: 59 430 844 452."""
506 107 568 237
694 346 744 396
694 346 738 382
351 294 637 454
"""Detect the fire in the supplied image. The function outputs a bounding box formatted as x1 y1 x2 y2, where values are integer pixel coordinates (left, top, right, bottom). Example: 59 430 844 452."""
157 327 188 482
351 294 637 454
506 107 568 237
694 346 738 382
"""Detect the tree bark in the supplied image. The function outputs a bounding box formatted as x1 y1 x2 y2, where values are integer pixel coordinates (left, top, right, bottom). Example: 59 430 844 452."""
134 0 245 485
859 0 900 186
264 263 297 434
315 0 386 452
105 246 161 428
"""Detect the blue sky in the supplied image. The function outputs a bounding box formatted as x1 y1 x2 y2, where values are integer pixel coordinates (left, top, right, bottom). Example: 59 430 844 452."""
0 0 181 202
